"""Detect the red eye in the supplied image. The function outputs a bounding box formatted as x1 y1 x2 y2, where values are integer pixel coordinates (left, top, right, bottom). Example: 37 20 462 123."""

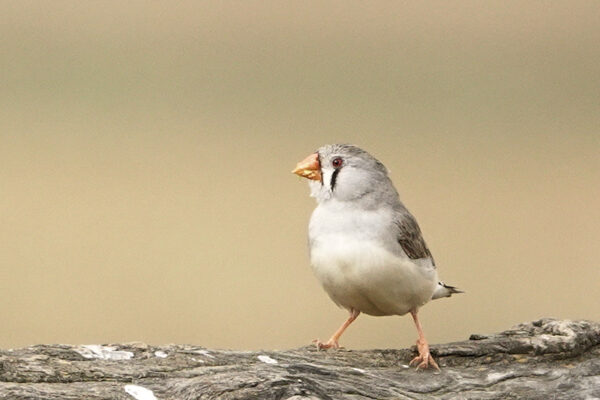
332 157 343 168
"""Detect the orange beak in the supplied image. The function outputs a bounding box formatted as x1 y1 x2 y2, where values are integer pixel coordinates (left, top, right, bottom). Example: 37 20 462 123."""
292 152 321 181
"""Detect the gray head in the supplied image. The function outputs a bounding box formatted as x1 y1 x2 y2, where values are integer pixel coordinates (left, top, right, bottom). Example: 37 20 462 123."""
293 144 399 205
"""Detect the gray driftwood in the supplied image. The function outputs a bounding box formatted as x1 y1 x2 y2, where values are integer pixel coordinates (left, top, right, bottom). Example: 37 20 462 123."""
1 318 599 399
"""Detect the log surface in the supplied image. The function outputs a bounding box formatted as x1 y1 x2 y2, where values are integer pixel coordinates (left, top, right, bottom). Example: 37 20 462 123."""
1 318 599 399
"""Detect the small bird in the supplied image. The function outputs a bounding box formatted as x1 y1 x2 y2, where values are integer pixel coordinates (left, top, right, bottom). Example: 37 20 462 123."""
292 144 461 370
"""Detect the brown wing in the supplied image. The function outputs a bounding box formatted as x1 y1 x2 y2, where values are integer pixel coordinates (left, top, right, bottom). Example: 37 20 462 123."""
394 208 435 266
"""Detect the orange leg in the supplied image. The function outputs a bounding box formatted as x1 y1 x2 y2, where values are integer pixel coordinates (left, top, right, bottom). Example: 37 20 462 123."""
409 310 440 370
314 309 360 350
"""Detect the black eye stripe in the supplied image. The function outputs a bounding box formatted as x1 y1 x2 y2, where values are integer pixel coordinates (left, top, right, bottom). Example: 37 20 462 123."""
317 153 324 185
330 168 340 191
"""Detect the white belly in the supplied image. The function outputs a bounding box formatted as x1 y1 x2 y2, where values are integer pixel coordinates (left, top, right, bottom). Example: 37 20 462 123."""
310 234 438 316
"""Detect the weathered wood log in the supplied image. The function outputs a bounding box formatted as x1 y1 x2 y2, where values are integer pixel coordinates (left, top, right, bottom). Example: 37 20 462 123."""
1 318 599 399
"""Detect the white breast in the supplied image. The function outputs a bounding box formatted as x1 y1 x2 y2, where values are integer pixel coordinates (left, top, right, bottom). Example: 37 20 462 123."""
309 202 437 316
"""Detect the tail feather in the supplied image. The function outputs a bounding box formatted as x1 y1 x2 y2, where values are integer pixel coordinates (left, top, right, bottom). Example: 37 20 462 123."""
431 281 464 300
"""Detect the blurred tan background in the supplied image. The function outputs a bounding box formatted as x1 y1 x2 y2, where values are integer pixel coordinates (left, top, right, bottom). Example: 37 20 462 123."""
1 1 599 351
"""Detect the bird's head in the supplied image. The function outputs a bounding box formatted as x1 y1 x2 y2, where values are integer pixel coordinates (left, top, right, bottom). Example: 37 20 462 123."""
292 144 393 203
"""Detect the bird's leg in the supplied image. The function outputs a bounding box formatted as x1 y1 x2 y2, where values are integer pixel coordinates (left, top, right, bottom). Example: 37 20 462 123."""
409 309 440 370
314 309 360 350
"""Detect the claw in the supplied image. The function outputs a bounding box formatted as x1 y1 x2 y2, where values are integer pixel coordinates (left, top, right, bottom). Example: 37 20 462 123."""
311 309 360 351
410 338 440 371
409 353 440 371
408 310 441 371
313 338 340 350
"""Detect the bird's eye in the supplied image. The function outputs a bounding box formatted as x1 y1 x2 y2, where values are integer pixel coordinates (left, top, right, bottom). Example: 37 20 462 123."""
331 157 343 168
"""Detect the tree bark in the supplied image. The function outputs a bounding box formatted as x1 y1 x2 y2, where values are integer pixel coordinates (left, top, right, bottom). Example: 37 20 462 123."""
1 318 598 399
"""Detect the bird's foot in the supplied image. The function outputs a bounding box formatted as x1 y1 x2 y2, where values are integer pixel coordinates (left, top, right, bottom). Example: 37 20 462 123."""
409 338 440 371
312 338 340 350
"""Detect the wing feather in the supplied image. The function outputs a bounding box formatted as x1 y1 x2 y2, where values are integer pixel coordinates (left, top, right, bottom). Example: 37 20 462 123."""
393 205 435 265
